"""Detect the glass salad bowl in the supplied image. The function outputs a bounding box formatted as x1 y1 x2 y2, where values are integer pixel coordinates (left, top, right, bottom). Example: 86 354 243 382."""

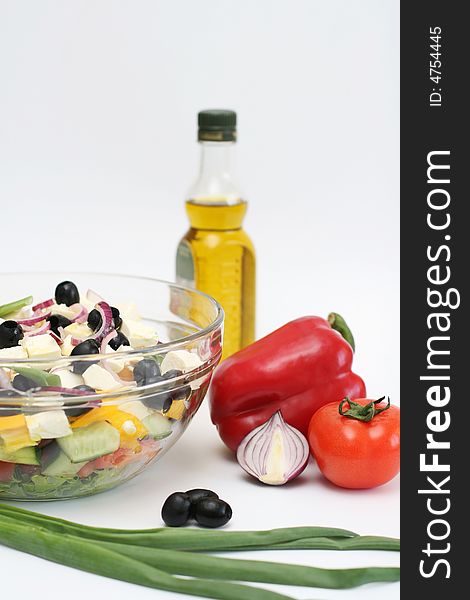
0 273 223 500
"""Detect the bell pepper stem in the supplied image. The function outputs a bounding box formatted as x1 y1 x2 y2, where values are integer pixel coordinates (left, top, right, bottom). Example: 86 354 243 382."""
338 396 391 422
327 313 355 352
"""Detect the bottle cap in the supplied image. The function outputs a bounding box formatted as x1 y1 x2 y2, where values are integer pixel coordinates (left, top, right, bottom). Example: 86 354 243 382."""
198 109 237 142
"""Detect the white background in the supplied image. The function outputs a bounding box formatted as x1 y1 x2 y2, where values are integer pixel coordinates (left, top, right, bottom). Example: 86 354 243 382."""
0 1 400 599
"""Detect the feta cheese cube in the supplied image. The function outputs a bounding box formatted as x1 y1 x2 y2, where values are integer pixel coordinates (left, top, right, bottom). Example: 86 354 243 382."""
22 334 61 360
120 400 153 421
161 350 202 375
161 350 203 390
83 364 121 390
53 368 84 389
61 335 75 356
0 345 28 359
102 344 132 373
121 319 157 348
63 322 92 340
25 410 72 441
51 303 78 320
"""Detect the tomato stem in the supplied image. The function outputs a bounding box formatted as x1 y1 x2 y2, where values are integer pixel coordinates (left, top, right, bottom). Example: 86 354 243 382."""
338 397 390 422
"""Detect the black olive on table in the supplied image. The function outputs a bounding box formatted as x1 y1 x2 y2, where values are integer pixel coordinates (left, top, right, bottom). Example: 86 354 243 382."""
12 374 37 392
55 281 80 307
161 492 192 527
47 314 72 336
87 307 122 332
0 320 24 349
185 489 219 517
194 498 233 528
109 331 130 351
70 339 100 374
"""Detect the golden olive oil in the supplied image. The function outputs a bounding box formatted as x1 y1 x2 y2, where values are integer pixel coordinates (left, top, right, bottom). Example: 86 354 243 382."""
177 199 255 359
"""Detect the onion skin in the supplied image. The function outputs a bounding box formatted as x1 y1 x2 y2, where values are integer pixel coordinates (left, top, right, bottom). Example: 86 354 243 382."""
236 411 310 486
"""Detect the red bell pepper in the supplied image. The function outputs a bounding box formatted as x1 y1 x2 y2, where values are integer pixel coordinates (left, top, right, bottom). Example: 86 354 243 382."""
210 314 366 451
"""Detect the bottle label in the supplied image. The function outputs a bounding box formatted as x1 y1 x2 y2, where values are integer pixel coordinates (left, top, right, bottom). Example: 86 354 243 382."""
176 241 195 288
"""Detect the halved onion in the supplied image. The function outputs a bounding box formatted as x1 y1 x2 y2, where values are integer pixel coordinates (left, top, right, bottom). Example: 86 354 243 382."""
236 411 310 486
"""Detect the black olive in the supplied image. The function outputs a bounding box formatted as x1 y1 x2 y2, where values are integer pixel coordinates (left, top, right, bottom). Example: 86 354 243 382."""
87 306 122 332
73 384 96 393
55 281 80 306
185 489 219 517
47 314 72 336
12 374 37 392
142 386 172 411
109 331 130 351
133 358 161 386
194 498 232 528
0 320 24 349
162 369 183 380
65 384 97 417
161 492 192 527
70 339 100 374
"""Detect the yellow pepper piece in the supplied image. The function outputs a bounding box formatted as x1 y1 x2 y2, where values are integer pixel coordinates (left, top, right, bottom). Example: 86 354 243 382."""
71 406 148 450
0 414 36 453
165 400 186 421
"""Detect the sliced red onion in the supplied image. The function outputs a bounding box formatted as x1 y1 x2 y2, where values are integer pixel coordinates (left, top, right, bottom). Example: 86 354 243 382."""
86 289 104 304
71 337 82 346
100 329 118 354
39 386 94 396
17 311 51 326
32 298 54 312
69 303 88 324
236 411 310 486
23 321 51 336
88 301 113 343
49 331 63 346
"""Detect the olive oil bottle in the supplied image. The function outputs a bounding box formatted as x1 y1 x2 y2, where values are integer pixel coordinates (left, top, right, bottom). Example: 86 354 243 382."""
176 110 255 359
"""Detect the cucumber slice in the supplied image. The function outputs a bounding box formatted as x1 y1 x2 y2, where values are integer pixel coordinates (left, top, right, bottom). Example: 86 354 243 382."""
143 413 172 440
43 450 86 477
0 445 39 465
58 421 120 464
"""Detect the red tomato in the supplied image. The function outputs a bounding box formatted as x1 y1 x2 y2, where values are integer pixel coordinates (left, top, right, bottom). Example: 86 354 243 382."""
0 461 15 482
308 398 400 489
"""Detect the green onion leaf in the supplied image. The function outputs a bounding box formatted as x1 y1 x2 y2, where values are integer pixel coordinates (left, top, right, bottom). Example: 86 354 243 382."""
0 295 33 318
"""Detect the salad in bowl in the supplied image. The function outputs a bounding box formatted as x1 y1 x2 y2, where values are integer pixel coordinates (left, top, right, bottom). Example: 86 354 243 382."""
0 273 223 500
